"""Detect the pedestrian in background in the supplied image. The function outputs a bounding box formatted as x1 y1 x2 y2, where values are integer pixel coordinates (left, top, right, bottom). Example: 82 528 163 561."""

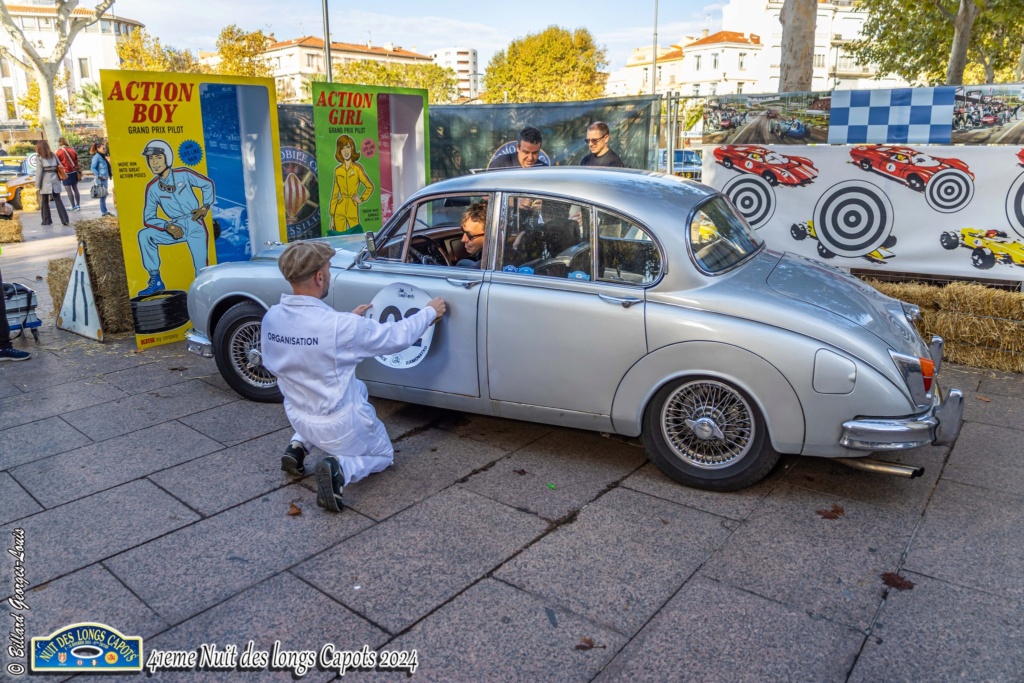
580 122 624 168
34 140 69 226
90 142 114 217
56 137 81 210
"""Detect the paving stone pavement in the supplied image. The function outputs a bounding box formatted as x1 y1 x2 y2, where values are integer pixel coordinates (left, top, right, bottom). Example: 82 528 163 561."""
2 228 1024 680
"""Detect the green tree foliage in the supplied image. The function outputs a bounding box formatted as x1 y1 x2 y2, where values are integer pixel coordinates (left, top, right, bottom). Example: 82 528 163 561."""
116 27 206 73
75 81 104 119
482 26 607 103
849 0 1022 85
316 61 460 104
213 24 272 78
17 71 70 132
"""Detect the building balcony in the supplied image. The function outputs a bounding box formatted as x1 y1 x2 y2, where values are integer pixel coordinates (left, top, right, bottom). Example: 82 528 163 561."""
829 64 873 77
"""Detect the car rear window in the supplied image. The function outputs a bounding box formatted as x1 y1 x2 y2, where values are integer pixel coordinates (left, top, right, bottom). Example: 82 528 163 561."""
689 196 763 273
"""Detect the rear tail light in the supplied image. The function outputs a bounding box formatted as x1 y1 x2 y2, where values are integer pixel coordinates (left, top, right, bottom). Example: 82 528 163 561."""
890 351 934 409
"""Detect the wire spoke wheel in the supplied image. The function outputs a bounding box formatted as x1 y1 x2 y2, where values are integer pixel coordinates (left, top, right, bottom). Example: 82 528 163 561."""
228 320 276 388
660 380 754 469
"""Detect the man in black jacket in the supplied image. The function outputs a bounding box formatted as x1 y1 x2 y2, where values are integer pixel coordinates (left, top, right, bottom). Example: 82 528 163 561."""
488 127 548 169
580 122 624 168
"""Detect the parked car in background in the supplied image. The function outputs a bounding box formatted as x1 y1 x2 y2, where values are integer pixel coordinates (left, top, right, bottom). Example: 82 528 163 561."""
657 149 703 180
185 168 962 492
0 156 36 209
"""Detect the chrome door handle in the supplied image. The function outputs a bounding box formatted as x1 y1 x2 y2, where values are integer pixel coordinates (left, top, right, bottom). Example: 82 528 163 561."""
446 278 480 289
599 293 643 308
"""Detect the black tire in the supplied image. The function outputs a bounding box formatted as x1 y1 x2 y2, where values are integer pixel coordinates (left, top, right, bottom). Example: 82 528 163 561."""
130 290 189 334
817 242 835 259
940 231 960 250
858 159 872 172
971 247 996 270
882 234 898 249
11 188 22 210
790 223 807 240
213 301 282 402
641 377 780 491
907 175 924 192
762 171 778 186
722 158 734 169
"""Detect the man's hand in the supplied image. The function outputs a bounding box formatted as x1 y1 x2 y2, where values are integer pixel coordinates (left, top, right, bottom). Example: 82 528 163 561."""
190 206 210 222
351 303 372 316
427 297 446 320
166 223 184 239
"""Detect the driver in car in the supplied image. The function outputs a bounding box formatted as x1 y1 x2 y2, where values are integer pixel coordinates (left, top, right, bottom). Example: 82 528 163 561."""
456 201 488 268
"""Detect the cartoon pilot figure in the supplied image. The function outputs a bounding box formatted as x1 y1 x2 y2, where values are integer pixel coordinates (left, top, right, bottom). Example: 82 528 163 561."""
136 139 215 296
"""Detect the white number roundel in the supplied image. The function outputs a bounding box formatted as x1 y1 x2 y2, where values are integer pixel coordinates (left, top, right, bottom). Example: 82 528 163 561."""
366 282 435 369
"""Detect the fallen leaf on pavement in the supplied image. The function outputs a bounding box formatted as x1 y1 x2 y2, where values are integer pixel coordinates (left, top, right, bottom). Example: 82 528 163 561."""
881 572 914 590
287 502 302 516
816 503 845 520
975 396 991 402
514 469 527 476
168 366 187 372
574 637 605 651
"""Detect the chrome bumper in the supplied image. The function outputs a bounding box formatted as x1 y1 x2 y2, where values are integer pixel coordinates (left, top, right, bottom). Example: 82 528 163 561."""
839 384 964 451
185 329 214 358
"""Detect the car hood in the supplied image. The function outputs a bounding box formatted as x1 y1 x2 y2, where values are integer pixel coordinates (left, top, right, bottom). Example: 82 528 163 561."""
765 252 929 357
251 234 364 266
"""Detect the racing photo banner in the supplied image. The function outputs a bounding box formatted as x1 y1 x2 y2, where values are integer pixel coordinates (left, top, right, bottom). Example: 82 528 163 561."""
101 70 286 349
703 143 1024 282
313 83 430 235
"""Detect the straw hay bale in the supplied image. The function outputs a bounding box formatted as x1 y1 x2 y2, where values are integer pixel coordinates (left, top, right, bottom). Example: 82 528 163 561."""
931 311 1024 354
945 342 1024 375
73 216 133 333
47 257 74 315
937 281 1024 319
21 186 38 212
0 212 22 243
864 279 942 312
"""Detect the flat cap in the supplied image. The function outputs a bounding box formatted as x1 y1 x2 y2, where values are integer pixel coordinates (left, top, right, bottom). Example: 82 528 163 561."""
278 240 336 282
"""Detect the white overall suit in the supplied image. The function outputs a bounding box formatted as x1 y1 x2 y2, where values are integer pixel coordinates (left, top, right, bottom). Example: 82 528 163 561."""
261 294 437 485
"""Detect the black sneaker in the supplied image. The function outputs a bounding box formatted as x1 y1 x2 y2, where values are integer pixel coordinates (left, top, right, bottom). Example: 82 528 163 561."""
314 458 344 512
281 440 308 477
0 348 31 362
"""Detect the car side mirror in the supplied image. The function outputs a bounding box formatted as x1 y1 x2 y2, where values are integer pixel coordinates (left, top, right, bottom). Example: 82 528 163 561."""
364 231 377 259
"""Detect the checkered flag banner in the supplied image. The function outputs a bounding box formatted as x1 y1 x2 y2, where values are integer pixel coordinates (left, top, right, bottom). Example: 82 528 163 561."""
828 87 956 145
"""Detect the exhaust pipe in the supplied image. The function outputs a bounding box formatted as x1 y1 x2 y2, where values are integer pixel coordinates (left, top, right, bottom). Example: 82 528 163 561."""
834 457 924 479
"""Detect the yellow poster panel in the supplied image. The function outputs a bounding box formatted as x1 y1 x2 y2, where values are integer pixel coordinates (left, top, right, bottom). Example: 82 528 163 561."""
100 70 286 349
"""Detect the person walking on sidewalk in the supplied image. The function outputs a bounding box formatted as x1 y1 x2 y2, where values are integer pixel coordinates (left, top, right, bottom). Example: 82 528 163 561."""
261 241 447 512
56 137 81 211
90 142 114 217
34 140 69 226
0 268 32 362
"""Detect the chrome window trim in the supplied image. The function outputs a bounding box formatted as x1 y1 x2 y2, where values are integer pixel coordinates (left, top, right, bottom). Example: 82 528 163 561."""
686 193 766 277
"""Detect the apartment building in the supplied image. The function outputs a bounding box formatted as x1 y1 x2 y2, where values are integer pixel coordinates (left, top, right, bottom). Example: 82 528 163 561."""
429 47 478 100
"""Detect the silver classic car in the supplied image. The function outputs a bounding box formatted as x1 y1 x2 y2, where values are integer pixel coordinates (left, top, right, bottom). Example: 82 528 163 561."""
185 168 963 491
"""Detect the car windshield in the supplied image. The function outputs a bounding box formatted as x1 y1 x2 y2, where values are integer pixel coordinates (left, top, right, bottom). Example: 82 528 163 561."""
689 196 763 273
0 163 20 175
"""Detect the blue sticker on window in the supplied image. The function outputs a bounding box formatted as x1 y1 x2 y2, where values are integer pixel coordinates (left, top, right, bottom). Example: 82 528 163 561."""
568 270 591 281
518 266 535 275
502 264 519 272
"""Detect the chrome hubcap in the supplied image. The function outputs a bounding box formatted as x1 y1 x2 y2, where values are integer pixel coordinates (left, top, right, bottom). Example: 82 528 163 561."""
661 380 754 470
229 321 277 389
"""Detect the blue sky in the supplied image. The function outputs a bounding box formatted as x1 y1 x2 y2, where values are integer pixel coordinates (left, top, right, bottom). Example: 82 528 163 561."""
106 0 726 72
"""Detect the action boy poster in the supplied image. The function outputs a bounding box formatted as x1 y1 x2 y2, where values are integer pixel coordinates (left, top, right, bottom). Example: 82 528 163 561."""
100 70 286 349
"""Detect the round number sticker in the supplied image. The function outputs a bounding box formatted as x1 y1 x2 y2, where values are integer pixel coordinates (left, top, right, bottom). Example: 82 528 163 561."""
366 282 436 369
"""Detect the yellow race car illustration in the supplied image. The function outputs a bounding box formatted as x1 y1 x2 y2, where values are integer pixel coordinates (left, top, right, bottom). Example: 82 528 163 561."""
790 220 896 264
940 227 1024 269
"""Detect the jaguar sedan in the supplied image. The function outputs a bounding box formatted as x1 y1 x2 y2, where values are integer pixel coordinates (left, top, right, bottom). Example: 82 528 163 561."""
185 168 963 491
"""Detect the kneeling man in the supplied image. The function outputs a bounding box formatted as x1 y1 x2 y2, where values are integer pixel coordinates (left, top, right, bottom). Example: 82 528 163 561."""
262 240 447 512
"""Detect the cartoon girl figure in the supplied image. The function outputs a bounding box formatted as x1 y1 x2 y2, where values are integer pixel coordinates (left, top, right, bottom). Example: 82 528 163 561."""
328 134 374 235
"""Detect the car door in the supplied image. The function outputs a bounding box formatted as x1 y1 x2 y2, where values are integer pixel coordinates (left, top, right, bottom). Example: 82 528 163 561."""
485 194 657 417
331 193 490 397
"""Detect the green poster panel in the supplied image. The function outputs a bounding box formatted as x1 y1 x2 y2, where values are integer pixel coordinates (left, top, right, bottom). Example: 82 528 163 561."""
313 83 429 235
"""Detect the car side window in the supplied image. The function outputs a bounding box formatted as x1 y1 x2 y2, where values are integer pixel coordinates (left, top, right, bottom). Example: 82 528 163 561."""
372 208 410 261
375 195 488 267
500 195 591 280
689 196 763 273
595 210 662 285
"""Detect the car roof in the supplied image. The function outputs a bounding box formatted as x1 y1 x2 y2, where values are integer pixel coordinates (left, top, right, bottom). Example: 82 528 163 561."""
414 167 716 226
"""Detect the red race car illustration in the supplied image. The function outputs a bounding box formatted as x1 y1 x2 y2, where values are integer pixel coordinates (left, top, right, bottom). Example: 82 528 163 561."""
849 145 974 192
713 145 818 186
1016 148 1024 167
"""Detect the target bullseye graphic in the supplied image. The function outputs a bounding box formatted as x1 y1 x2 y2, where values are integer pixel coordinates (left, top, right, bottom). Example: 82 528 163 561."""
925 168 974 213
722 174 775 229
1005 172 1024 239
812 180 894 257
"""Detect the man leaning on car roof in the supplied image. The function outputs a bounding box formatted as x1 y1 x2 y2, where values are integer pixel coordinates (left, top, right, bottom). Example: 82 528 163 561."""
488 126 549 169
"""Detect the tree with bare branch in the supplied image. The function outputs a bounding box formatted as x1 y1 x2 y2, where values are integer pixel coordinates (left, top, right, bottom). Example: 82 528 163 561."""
0 0 115 142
